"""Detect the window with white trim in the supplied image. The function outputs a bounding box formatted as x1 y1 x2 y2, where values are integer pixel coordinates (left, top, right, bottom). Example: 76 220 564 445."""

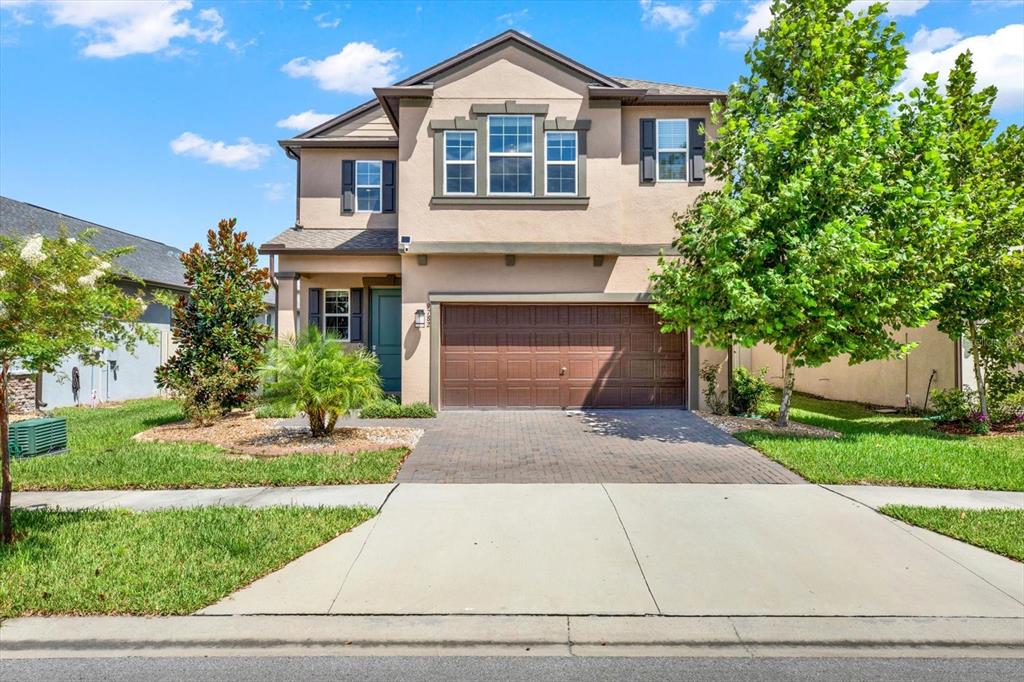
444 131 476 195
656 119 688 182
488 115 533 194
545 131 577 195
324 289 350 341
355 160 382 212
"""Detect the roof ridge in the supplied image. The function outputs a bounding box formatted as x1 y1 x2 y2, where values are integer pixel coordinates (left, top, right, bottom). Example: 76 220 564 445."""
1 196 184 253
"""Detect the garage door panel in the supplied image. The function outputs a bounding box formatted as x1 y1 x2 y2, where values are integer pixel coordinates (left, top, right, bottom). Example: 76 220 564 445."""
440 304 685 409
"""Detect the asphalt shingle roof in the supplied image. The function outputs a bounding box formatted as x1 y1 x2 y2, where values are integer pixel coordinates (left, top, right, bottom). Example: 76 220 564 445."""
261 228 398 254
614 77 727 97
1 196 187 289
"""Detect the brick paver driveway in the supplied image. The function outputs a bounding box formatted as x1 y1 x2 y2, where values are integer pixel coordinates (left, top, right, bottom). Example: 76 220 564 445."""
395 410 802 484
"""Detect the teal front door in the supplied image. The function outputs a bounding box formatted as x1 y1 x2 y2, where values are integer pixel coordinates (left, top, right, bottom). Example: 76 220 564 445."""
371 289 402 393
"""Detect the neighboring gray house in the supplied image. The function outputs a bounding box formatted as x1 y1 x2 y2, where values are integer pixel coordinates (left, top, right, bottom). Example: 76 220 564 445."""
1 196 188 410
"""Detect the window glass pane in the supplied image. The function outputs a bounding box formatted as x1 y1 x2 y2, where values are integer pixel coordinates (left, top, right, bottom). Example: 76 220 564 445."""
546 165 576 194
489 156 532 193
489 115 532 154
546 133 576 162
357 187 381 211
657 120 687 150
356 161 381 185
324 290 349 315
446 163 475 193
445 132 475 161
658 151 687 181
325 316 349 340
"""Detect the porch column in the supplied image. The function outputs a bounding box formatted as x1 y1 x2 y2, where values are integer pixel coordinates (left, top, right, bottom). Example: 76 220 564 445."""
276 272 300 340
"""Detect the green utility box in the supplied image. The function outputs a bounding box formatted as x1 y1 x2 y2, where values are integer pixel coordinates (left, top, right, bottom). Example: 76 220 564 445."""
8 417 68 458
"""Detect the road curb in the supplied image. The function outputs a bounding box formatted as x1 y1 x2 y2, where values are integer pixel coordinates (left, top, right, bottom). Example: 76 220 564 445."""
2 615 1021 659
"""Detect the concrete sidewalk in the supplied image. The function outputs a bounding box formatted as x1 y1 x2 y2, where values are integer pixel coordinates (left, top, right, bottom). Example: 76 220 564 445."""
824 485 1024 510
202 483 1024 618
11 484 396 511
3 615 1022 659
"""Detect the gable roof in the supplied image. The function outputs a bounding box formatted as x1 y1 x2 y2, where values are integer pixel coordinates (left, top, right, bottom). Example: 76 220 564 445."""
279 30 726 150
0 195 187 290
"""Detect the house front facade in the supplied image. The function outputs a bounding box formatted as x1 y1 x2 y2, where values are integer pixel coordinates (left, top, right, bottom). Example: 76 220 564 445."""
264 31 728 410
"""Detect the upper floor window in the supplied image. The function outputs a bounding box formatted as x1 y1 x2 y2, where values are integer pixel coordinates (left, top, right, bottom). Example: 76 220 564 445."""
488 115 533 195
444 131 476 195
545 131 577 195
356 160 382 212
656 119 688 182
324 289 350 341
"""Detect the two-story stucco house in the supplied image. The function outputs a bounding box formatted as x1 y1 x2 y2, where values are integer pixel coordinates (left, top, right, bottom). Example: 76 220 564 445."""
263 30 726 410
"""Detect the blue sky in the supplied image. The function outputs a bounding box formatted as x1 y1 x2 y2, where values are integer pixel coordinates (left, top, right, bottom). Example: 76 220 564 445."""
1 0 1022 253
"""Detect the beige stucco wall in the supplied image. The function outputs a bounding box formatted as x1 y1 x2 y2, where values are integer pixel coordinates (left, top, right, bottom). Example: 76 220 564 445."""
743 322 957 408
298 148 399 229
397 43 715 247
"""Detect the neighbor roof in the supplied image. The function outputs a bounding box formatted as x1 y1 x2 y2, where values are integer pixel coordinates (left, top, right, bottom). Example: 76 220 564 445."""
0 195 187 290
259 228 398 255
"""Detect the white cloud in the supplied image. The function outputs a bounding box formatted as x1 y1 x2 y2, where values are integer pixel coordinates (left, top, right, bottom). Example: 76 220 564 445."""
170 132 270 170
260 182 289 202
698 0 717 15
275 110 336 132
314 12 340 29
720 0 771 46
899 24 1024 111
640 0 697 43
0 0 34 26
497 9 529 26
908 26 962 52
282 42 401 94
848 0 929 16
39 1 225 59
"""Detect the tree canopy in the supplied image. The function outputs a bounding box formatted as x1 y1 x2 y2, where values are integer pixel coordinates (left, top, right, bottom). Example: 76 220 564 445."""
650 0 954 425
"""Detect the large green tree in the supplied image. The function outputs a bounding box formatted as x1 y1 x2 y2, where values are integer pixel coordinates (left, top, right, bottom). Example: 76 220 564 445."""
0 229 150 544
651 0 954 425
155 219 271 422
934 53 1024 420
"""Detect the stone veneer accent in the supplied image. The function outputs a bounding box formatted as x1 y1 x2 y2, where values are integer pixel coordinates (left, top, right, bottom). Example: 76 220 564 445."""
6 372 37 413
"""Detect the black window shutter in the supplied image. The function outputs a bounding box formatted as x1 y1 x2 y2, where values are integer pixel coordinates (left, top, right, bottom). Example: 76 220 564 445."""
349 288 364 342
308 287 322 331
690 118 706 182
382 161 396 213
640 118 656 184
341 160 355 214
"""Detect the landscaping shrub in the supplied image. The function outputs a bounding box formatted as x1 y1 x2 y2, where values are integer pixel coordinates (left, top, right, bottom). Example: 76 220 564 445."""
930 388 978 424
698 361 728 415
991 389 1024 429
254 402 297 419
729 367 773 417
360 399 436 419
262 328 382 437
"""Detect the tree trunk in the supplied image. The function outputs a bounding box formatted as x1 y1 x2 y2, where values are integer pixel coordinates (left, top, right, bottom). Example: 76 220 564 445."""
968 321 988 419
308 408 326 438
1 361 13 544
325 410 339 435
777 353 796 428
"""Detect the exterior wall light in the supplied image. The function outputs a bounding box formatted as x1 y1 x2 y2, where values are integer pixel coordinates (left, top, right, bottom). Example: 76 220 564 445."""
414 309 427 328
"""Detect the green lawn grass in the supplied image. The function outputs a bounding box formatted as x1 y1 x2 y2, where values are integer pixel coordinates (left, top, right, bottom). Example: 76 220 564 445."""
880 506 1024 561
734 393 1024 490
0 506 375 617
12 399 407 491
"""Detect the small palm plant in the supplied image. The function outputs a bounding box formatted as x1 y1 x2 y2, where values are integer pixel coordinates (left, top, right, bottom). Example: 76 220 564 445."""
262 328 383 437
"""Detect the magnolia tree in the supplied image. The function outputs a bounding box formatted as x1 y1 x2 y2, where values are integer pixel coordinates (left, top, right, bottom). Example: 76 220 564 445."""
0 230 150 544
935 53 1024 421
651 0 954 426
155 219 271 424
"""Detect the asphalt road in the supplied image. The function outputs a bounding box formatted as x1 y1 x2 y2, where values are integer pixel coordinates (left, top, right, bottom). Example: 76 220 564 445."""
3 656 1022 681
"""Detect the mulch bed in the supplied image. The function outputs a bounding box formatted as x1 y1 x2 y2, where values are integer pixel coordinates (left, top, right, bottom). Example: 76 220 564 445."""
134 411 422 457
696 411 841 439
935 421 1024 437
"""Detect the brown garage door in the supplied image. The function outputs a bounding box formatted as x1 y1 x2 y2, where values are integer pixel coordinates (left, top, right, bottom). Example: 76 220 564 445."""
440 304 686 409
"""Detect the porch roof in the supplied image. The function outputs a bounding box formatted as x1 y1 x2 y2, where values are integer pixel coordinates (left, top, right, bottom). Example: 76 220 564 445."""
259 228 399 256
